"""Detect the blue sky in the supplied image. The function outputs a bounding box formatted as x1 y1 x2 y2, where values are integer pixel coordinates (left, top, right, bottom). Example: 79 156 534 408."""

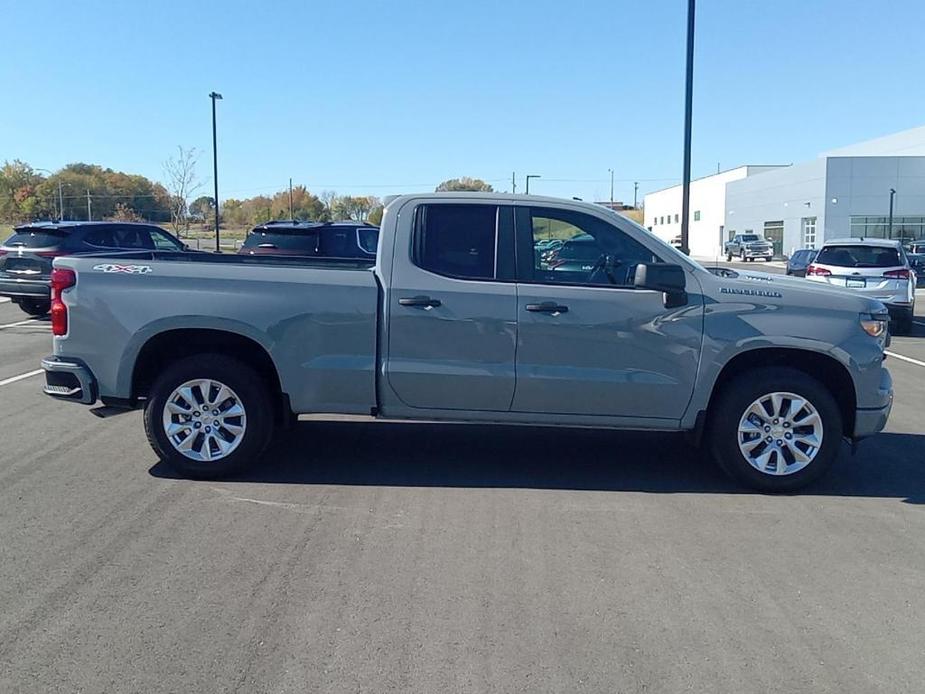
2 0 924 205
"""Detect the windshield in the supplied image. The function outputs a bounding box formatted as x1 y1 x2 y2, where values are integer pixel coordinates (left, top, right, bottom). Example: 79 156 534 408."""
741 234 760 242
3 229 69 248
815 245 902 268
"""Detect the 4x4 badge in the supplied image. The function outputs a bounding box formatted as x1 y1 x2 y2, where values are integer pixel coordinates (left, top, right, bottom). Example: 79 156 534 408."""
92 263 152 274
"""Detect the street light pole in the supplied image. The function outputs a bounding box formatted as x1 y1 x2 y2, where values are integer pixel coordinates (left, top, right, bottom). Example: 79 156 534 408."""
289 178 293 220
608 168 614 207
526 175 541 194
888 188 896 240
679 0 696 256
633 181 639 209
209 91 223 252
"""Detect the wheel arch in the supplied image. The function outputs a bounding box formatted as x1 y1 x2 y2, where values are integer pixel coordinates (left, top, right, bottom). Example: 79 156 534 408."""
705 347 856 437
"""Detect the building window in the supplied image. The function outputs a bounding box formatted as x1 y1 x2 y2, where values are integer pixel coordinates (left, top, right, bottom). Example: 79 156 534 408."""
674 214 679 223
850 215 925 242
693 210 701 221
801 217 817 249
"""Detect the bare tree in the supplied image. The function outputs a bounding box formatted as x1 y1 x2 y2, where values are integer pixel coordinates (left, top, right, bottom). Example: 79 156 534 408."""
319 190 338 221
162 146 202 237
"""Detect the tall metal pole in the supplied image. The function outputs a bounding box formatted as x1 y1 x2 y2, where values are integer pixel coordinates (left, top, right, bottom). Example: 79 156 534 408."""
86 189 92 221
679 0 696 256
609 168 614 206
58 181 64 221
289 178 294 220
888 188 896 240
511 171 517 194
209 92 223 251
633 181 639 209
526 175 540 194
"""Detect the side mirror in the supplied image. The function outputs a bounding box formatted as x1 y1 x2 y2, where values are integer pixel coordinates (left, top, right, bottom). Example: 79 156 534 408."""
633 263 688 308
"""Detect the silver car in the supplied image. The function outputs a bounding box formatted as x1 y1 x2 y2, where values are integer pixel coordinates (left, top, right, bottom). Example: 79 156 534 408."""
806 238 916 333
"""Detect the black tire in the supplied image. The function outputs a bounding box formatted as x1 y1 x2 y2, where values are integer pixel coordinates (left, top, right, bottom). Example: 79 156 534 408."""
19 298 50 316
144 354 275 479
707 367 843 492
726 253 733 262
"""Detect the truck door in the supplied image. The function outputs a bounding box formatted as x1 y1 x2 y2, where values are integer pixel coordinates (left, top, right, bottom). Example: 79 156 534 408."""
512 205 702 421
385 203 517 411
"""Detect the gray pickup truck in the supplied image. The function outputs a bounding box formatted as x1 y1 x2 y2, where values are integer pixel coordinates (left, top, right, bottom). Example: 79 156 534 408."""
725 233 774 262
42 193 893 492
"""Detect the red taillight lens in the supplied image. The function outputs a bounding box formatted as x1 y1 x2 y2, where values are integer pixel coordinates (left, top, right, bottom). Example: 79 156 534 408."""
883 268 910 279
806 264 831 277
50 267 76 336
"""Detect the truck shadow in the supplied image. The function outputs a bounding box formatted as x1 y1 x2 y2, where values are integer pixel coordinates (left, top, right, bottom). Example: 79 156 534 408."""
149 422 925 504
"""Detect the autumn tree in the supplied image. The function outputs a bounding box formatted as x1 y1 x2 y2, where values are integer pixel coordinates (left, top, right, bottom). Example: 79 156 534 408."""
435 177 494 192
163 146 202 237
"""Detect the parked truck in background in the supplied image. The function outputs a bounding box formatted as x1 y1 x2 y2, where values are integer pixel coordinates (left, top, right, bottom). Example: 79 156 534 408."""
725 233 774 262
42 193 893 492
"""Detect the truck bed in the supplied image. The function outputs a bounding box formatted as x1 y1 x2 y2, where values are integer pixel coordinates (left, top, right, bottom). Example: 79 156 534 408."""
54 251 380 415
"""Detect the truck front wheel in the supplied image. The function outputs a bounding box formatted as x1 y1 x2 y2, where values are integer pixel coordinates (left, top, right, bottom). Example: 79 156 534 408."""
707 367 842 492
144 354 274 479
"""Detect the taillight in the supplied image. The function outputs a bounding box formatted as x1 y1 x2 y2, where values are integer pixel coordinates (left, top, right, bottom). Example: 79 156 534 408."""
37 251 68 258
50 267 76 336
883 268 910 279
806 264 831 277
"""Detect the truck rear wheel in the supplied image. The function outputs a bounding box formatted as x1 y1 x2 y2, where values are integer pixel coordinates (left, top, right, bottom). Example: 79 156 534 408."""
144 354 274 479
707 367 842 492
19 298 51 316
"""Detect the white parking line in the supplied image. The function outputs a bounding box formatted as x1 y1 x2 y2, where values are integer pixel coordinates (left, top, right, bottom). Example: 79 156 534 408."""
886 351 925 368
0 369 44 387
0 318 40 330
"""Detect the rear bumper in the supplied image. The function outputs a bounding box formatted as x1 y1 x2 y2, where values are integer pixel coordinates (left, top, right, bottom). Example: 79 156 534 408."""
41 356 97 405
0 278 50 299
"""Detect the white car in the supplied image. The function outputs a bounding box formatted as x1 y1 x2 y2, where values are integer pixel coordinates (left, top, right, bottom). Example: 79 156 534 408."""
806 238 916 334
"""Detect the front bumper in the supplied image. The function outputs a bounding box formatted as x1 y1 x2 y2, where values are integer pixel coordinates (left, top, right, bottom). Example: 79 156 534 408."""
853 366 893 439
41 356 98 405
0 278 50 299
743 248 773 258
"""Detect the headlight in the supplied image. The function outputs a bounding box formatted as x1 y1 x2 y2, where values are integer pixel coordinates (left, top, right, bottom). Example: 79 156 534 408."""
860 315 888 338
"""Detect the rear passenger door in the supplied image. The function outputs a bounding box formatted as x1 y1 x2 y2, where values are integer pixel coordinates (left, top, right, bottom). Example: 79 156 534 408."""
385 203 518 411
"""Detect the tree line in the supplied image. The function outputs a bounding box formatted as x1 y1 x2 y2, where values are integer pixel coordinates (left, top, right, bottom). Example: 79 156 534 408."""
1 157 496 233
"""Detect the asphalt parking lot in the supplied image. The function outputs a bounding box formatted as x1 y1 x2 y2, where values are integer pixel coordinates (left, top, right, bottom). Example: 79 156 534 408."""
1 266 924 693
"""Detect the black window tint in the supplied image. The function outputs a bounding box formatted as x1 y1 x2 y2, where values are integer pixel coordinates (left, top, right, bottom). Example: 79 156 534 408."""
320 228 356 257
815 245 901 268
242 229 320 253
530 207 661 287
113 226 154 250
358 227 379 254
4 229 69 248
415 205 497 279
149 229 182 250
83 228 118 248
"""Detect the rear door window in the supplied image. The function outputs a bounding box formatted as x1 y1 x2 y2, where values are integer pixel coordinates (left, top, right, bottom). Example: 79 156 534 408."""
413 204 499 280
815 245 902 268
3 229 69 249
242 228 320 254
358 227 379 254
149 229 183 251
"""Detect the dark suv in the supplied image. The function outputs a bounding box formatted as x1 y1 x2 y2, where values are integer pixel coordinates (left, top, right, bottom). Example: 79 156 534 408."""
238 220 379 258
0 221 185 316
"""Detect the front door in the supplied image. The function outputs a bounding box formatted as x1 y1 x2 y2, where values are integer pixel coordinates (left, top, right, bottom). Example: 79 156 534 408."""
386 203 518 411
512 205 702 421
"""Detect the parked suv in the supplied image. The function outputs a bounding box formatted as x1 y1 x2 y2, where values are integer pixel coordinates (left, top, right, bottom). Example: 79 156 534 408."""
806 238 916 333
0 221 184 316
238 220 379 258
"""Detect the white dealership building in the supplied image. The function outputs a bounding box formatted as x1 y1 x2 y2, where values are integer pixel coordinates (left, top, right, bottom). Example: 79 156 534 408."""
643 125 925 259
